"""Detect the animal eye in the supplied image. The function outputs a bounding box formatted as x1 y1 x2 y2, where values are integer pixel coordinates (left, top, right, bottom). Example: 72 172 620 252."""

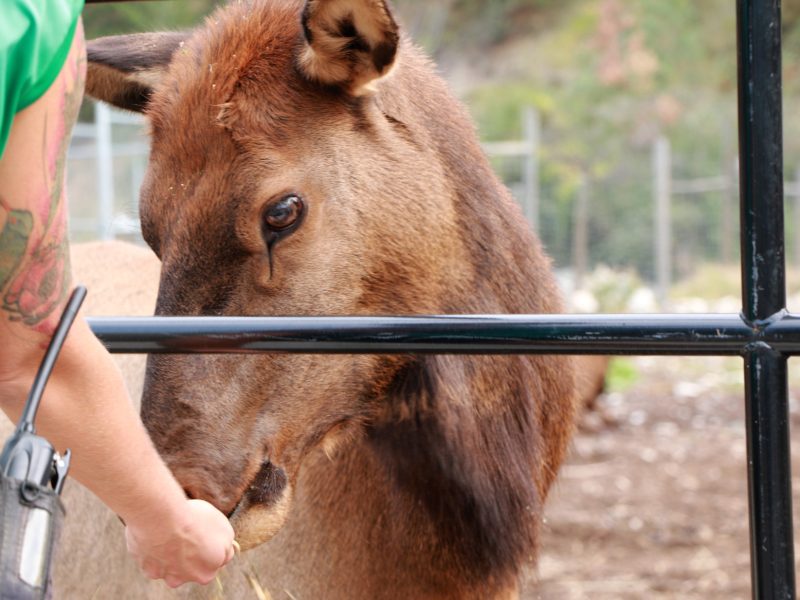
263 195 305 231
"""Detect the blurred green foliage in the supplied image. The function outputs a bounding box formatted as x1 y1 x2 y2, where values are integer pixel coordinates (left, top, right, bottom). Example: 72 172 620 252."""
669 263 742 301
606 358 638 393
462 0 765 279
82 1 222 36
396 0 569 52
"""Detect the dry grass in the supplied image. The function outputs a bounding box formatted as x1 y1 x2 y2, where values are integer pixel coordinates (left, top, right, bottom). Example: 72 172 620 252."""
214 541 273 600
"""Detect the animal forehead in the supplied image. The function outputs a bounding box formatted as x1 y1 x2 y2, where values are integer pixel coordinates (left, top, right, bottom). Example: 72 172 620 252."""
148 0 317 146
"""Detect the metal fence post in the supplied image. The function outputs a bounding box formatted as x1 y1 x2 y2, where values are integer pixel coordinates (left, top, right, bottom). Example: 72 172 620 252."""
573 174 589 289
654 136 672 309
737 0 796 598
94 103 114 241
794 166 800 268
522 106 540 232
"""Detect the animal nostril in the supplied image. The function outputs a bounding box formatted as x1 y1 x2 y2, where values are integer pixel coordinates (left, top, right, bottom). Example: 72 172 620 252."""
182 483 238 518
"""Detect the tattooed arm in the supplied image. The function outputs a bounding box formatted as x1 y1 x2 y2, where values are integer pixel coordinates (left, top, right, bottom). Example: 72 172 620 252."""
0 21 233 587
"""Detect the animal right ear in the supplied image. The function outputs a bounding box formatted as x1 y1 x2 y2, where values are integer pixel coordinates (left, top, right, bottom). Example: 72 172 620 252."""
86 32 189 113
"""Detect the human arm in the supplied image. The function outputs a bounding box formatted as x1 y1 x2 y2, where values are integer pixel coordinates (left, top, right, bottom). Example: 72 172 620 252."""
0 19 233 587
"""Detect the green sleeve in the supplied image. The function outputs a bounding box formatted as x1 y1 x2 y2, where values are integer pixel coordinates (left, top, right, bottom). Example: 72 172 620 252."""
0 0 85 157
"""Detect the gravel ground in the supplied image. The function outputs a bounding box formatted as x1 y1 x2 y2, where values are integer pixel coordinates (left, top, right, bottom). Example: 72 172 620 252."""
522 355 800 599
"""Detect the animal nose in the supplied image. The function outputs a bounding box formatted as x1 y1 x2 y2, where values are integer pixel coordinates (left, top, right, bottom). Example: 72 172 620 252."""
181 482 239 518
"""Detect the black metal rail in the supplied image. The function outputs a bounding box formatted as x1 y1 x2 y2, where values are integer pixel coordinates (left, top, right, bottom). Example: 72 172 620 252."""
83 0 796 597
87 312 800 356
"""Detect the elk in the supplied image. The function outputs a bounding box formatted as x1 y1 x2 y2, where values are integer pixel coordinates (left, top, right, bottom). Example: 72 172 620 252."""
76 0 578 597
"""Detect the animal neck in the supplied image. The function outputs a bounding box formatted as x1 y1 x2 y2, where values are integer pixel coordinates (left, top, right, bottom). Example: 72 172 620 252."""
366 354 547 588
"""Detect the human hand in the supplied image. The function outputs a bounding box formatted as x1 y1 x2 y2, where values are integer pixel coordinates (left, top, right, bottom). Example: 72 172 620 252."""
125 498 236 588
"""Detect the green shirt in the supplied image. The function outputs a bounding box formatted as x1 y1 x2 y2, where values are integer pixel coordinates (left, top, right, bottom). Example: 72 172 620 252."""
0 0 84 157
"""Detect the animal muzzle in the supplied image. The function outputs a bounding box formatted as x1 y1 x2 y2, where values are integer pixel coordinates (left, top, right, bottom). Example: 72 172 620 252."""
229 460 293 550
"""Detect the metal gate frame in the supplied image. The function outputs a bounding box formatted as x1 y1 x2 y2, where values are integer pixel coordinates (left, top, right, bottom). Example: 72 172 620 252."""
84 1 796 597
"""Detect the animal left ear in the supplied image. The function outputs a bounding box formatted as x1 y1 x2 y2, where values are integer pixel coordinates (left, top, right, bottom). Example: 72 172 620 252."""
298 0 399 95
86 32 190 112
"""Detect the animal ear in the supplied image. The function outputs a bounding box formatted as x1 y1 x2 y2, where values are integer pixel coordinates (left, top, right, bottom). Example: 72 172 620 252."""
86 32 189 113
298 0 399 94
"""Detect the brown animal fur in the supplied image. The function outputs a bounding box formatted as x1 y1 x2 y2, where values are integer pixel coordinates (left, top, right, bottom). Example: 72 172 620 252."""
82 1 578 597
576 355 609 412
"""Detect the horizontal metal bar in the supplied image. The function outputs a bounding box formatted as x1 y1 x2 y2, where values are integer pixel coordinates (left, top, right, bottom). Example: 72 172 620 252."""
86 312 800 355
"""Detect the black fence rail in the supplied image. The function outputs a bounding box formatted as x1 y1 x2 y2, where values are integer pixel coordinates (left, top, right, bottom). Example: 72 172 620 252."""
87 313 800 356
85 0 796 598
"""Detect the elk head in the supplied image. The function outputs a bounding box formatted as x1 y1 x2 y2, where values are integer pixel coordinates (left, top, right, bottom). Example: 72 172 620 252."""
86 0 473 548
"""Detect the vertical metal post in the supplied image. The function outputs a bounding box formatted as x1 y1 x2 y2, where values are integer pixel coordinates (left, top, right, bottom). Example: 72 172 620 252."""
654 136 671 309
573 174 589 290
721 159 737 264
794 166 800 268
522 106 540 232
721 120 736 264
737 1 796 598
94 102 114 241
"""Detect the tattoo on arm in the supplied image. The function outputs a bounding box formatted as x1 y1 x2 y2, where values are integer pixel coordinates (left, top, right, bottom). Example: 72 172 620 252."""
0 25 86 335
0 195 70 329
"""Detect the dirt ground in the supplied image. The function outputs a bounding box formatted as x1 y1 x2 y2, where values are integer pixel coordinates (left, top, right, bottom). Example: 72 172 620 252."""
522 355 800 599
